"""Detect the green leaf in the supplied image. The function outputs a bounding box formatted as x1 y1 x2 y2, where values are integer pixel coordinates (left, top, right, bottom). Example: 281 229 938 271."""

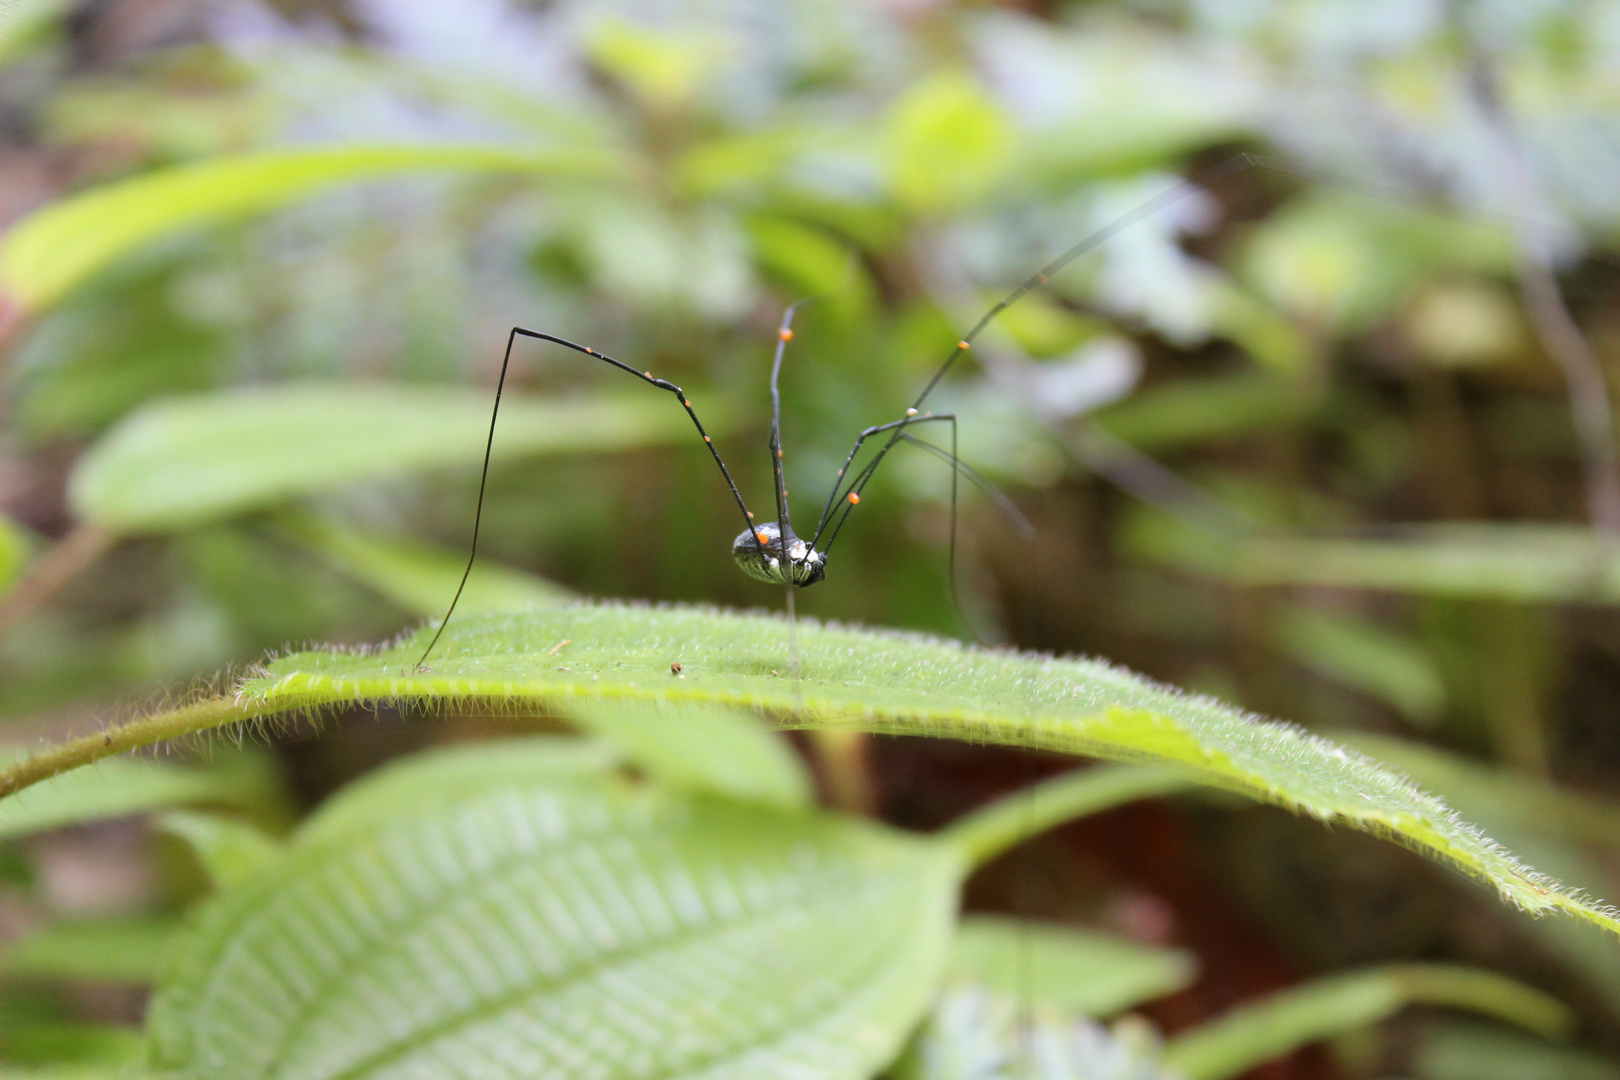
69 384 711 533
1344 734 1620 852
279 514 570 617
1162 964 1573 1080
1343 733 1620 1020
950 916 1196 1017
213 603 1620 936
148 738 963 1080
155 811 282 889
1275 608 1447 724
887 73 1010 215
0 917 177 983
0 143 615 313
0 754 277 839
943 765 1195 867
0 513 30 596
567 699 815 810
1416 1019 1620 1080
1124 518 1620 605
0 0 67 69
584 17 729 111
1093 373 1305 452
295 735 621 844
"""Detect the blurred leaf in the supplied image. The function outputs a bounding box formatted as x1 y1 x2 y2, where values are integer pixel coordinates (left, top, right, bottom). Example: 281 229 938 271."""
1162 965 1572 1080
1416 1019 1620 1080
585 17 730 111
0 0 66 69
0 1024 147 1071
677 130 809 198
1205 277 1312 377
888 73 1011 215
0 143 617 313
1275 608 1447 725
1241 190 1517 332
943 765 1194 868
746 215 870 306
567 699 815 811
949 916 1196 1017
0 515 29 597
1124 517 1620 605
1093 373 1305 452
0 917 177 983
69 383 712 533
11 260 230 440
148 738 962 1080
156 810 282 889
0 753 279 840
199 602 1620 935
297 736 621 845
280 514 570 617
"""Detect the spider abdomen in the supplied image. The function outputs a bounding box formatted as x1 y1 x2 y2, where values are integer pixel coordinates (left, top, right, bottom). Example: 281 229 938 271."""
732 521 826 587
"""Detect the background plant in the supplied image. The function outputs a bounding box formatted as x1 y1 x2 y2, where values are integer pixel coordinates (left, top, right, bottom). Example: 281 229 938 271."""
2 1 1620 1078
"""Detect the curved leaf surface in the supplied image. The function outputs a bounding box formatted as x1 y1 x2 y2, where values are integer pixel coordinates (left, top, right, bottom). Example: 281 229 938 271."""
69 384 709 533
226 602 1620 935
0 143 615 313
950 916 1195 1016
1162 964 1572 1080
279 514 571 617
1126 516 1620 605
149 738 962 1080
0 754 277 839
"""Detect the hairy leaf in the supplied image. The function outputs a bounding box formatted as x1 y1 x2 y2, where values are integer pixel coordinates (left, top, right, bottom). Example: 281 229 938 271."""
70 384 709 533
220 602 1620 935
148 738 962 1080
0 143 615 312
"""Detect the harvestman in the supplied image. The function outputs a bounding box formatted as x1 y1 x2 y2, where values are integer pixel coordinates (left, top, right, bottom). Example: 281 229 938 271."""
412 151 1540 670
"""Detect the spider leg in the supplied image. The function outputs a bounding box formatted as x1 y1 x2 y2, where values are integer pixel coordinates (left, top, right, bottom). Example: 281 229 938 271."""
814 411 963 556
415 326 754 670
895 432 1036 541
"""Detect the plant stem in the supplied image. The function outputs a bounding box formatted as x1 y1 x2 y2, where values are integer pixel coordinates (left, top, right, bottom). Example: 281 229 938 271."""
942 763 1193 868
0 695 270 801
809 729 875 814
0 524 116 642
1468 61 1620 535
1161 963 1572 1080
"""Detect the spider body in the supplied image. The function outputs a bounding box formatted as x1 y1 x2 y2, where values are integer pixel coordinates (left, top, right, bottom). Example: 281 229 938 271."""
732 521 826 587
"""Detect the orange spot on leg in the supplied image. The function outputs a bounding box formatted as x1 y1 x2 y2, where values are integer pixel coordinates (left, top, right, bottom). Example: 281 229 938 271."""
847 492 860 505
779 328 794 342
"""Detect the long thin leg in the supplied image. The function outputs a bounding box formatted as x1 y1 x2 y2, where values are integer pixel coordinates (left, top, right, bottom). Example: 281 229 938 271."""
814 412 963 556
812 412 947 544
415 326 755 670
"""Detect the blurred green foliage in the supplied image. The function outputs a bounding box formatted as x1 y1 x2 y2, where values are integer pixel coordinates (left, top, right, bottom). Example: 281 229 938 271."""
2 0 1620 1076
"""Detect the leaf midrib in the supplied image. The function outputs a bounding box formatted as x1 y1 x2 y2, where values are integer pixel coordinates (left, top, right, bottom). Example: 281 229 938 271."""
199 796 932 1080
312 866 934 1080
